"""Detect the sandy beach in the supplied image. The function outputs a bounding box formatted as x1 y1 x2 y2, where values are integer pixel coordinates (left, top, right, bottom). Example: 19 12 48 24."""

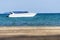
0 26 60 36
0 26 60 40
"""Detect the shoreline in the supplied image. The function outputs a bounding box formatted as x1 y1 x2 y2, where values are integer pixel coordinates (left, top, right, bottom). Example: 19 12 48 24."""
0 26 60 40
0 26 60 36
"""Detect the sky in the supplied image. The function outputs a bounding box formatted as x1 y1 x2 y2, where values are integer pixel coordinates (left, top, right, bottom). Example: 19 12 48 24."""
0 0 60 13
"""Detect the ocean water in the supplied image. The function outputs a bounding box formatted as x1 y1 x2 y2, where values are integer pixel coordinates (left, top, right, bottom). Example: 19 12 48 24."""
0 13 60 26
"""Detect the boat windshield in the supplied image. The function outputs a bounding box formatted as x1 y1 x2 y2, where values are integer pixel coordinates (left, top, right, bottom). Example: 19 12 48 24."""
13 11 28 13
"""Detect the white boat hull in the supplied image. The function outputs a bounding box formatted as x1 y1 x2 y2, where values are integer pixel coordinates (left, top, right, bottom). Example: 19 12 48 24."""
9 13 36 17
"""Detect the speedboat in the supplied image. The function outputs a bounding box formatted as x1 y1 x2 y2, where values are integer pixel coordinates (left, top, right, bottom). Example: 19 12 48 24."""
9 11 36 17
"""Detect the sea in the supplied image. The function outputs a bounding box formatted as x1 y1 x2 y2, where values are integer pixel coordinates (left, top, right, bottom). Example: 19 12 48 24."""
0 13 60 26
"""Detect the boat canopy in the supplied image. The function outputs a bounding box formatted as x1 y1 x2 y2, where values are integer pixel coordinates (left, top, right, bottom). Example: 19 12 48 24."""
12 11 28 13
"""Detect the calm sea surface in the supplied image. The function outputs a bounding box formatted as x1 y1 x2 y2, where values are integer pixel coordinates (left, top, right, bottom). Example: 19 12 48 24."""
0 13 60 26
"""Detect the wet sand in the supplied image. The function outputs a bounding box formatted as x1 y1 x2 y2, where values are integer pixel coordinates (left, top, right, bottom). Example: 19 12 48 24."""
1 35 60 40
0 26 60 40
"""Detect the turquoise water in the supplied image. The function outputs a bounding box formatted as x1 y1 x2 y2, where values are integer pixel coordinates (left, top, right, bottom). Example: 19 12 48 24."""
0 13 60 26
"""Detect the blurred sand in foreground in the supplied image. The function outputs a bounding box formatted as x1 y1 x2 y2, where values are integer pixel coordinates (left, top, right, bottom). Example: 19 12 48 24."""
0 26 60 37
0 26 60 40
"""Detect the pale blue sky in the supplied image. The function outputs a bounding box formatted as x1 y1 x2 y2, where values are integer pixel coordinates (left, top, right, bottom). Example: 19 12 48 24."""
0 0 60 13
